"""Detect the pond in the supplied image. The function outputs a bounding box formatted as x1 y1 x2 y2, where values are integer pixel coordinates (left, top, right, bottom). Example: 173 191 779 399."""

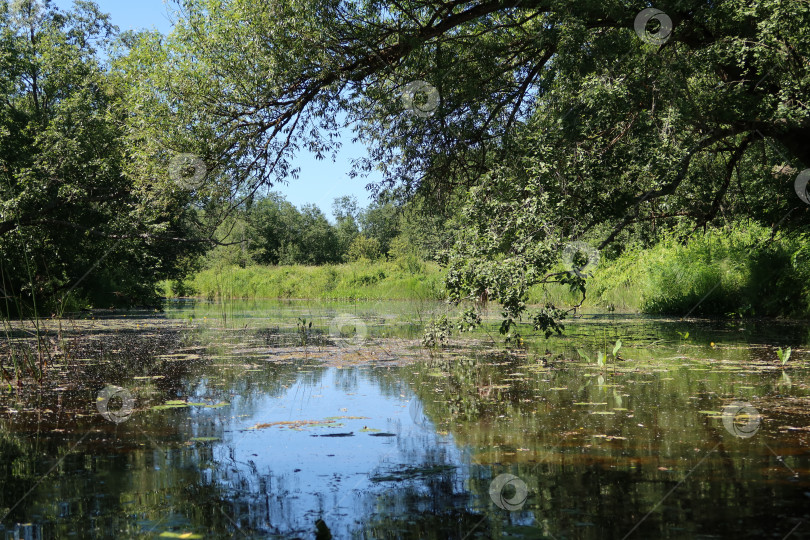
1 299 810 538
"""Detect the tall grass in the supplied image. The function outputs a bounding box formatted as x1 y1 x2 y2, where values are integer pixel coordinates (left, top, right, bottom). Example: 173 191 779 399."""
171 224 810 319
585 223 810 317
166 260 446 301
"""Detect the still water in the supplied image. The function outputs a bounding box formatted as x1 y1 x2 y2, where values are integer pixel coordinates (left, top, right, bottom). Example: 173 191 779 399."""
1 299 810 538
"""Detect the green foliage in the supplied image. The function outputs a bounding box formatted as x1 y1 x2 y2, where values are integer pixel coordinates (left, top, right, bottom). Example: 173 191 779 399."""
387 235 424 274
210 192 424 268
396 194 459 261
422 315 451 348
173 260 445 301
0 0 202 315
776 347 792 366
296 317 313 346
578 337 621 368
333 196 361 260
358 200 399 256
347 235 382 262
589 224 810 318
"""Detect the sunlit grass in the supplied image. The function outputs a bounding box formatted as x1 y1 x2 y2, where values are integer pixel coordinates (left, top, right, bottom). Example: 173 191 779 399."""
165 260 446 301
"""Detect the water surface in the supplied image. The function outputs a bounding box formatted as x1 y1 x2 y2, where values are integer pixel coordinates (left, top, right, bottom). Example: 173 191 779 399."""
1 300 809 538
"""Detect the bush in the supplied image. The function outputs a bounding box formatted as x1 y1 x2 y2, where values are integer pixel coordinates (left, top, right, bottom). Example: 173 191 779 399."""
347 235 382 262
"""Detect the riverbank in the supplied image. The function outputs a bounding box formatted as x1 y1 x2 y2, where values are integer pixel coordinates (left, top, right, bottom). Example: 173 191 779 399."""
167 224 810 318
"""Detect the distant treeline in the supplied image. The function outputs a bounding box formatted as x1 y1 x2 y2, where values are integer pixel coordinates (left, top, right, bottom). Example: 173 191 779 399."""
212 194 400 267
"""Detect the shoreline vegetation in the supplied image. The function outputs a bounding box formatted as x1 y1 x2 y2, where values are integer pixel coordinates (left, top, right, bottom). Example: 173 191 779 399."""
166 225 810 319
165 260 447 302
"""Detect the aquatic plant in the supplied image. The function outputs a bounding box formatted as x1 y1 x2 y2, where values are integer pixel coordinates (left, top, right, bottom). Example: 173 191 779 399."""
612 339 623 359
297 318 313 346
422 315 452 348
577 337 622 368
776 347 792 366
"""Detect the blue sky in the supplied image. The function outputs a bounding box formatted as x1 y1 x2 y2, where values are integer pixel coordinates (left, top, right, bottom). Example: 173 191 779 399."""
52 0 377 217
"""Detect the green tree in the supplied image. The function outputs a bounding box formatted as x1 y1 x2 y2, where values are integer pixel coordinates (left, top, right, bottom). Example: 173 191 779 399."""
247 192 299 265
332 196 360 260
246 194 342 265
0 0 202 313
298 204 340 264
358 200 399 256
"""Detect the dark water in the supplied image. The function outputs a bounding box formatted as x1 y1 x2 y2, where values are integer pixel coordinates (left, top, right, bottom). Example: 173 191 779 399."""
1 300 810 538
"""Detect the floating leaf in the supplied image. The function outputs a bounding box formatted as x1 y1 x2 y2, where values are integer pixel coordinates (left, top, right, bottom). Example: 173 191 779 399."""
152 400 229 411
204 402 230 408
